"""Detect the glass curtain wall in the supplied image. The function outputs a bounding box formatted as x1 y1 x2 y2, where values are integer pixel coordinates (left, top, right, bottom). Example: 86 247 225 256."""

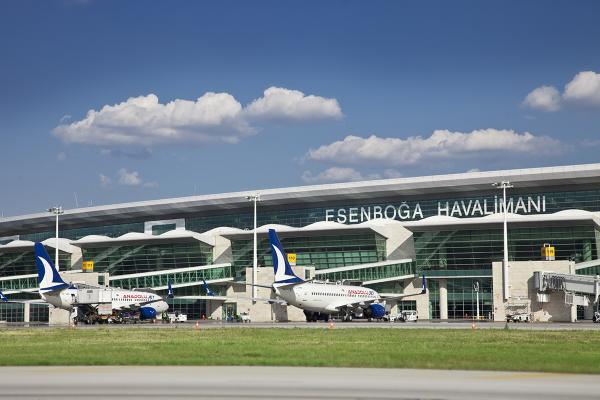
82 242 213 276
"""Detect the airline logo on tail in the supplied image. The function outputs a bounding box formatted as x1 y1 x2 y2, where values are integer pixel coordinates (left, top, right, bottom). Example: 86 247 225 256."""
202 279 215 296
34 243 69 293
0 291 7 302
268 229 303 286
167 281 174 299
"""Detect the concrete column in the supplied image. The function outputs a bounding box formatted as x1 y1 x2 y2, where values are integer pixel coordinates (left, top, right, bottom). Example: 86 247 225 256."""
23 302 30 324
584 304 595 320
439 279 448 320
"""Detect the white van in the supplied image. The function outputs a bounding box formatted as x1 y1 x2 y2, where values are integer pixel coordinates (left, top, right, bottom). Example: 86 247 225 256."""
398 310 418 322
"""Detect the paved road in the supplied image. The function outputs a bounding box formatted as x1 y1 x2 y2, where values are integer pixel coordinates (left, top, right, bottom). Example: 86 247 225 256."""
0 366 598 399
3 319 600 330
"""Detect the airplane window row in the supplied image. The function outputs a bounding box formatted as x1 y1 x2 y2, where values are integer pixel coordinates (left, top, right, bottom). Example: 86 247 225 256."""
311 292 369 297
312 292 344 296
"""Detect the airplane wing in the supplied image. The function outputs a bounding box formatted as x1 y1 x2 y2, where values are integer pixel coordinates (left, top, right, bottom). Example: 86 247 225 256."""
369 275 427 300
0 290 46 304
179 294 288 305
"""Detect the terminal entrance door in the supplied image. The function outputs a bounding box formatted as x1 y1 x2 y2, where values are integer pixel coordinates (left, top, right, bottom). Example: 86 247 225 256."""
222 303 237 321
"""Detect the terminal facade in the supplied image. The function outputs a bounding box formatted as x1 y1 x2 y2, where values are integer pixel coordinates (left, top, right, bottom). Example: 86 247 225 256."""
1 164 600 323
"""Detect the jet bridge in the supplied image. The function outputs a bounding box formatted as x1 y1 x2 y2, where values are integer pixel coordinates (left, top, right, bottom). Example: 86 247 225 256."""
534 271 600 306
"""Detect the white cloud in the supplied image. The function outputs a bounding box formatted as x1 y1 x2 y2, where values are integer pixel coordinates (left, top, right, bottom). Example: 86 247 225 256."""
307 129 560 166
114 168 158 188
301 167 402 184
99 174 112 188
245 87 342 121
522 85 561 112
117 168 142 186
563 71 600 106
301 167 373 183
523 71 600 112
53 87 342 147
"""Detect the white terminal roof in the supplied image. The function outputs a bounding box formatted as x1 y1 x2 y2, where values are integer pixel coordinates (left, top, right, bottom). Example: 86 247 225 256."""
2 210 598 251
2 163 600 235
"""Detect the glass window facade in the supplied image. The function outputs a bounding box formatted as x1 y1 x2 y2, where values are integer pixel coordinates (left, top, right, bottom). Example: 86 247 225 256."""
82 242 213 276
414 225 599 276
317 260 415 283
30 304 49 322
231 233 386 280
0 303 23 322
0 248 70 278
446 278 492 320
110 265 232 289
20 222 145 242
152 224 176 236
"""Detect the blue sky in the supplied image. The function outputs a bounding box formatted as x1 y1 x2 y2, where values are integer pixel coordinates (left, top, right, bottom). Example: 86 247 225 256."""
1 0 600 217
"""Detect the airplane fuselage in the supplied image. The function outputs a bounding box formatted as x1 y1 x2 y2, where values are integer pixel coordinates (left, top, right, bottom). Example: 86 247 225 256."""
275 282 381 314
41 287 168 314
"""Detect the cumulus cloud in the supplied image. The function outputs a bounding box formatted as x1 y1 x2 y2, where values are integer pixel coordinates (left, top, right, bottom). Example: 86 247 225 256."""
301 167 372 183
97 168 158 189
245 87 342 121
301 167 402 184
306 129 561 166
523 71 600 111
522 86 561 111
563 71 600 106
117 168 143 186
99 174 112 188
53 87 342 147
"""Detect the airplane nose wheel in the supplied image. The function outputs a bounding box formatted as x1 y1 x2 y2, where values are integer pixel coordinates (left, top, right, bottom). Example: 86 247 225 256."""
343 312 352 322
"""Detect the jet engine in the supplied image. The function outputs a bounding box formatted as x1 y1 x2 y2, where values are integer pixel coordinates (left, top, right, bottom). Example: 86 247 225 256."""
139 307 157 320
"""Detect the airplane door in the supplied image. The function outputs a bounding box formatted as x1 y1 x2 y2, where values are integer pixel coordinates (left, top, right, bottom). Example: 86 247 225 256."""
299 287 309 302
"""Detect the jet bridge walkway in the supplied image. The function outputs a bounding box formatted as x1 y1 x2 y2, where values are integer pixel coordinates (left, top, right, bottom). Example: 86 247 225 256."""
534 271 600 306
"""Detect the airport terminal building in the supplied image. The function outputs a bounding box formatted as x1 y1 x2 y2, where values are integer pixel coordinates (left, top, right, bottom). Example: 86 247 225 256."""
2 163 600 323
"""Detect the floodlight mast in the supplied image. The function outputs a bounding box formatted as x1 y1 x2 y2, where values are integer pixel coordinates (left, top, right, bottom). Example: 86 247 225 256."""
47 206 64 271
246 194 260 302
493 181 513 300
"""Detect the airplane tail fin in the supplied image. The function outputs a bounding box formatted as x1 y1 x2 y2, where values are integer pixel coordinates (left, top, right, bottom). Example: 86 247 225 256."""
202 279 215 296
420 274 427 294
34 243 68 293
268 229 303 286
167 280 174 299
0 290 7 302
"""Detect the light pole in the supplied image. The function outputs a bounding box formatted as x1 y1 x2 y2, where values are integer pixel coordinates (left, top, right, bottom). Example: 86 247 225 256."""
245 194 260 302
47 206 64 271
493 181 513 300
473 281 480 320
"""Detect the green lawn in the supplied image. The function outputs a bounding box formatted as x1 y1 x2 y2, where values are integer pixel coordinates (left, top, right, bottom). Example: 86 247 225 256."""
1 328 600 373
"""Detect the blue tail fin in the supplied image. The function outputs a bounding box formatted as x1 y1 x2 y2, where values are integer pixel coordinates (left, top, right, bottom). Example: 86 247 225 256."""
202 279 215 296
167 280 174 299
420 274 427 294
34 243 68 293
0 290 7 302
268 229 303 285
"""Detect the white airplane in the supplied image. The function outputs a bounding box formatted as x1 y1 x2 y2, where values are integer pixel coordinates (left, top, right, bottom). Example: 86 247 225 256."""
1 243 170 322
258 229 426 322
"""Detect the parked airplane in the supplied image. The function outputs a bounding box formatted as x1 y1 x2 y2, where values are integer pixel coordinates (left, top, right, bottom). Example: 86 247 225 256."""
264 229 426 322
4 243 172 322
